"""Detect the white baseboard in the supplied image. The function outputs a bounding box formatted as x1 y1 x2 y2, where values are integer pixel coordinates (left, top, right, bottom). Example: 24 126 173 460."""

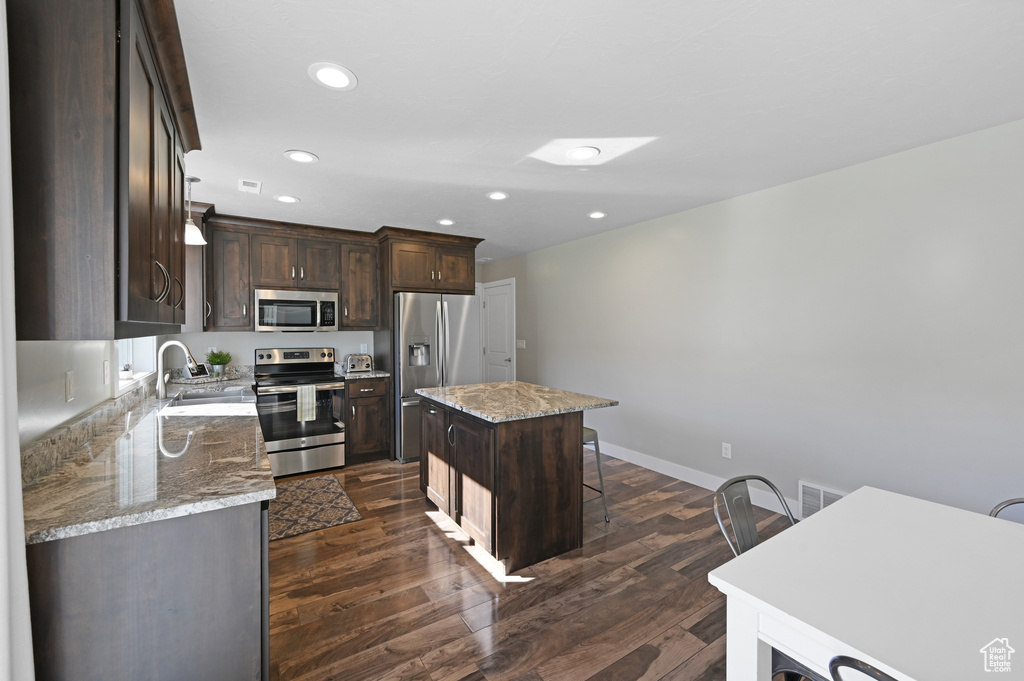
587 440 799 517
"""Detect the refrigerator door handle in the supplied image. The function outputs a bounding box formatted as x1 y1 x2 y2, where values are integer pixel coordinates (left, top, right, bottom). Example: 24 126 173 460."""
442 300 451 386
435 300 444 386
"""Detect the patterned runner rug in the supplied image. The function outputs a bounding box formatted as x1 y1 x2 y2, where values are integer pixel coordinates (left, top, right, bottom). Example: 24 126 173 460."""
269 474 363 540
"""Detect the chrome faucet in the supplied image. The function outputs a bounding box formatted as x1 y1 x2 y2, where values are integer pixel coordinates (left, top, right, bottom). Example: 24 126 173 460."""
157 340 201 399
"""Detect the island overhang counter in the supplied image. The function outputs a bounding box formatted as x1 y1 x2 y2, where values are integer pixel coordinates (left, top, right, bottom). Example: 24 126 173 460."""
416 381 618 573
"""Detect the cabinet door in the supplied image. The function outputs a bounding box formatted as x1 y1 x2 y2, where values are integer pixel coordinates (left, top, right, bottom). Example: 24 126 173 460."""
297 239 339 289
391 240 436 290
124 5 159 323
421 403 451 515
436 246 476 294
453 413 495 552
170 144 186 324
349 395 389 456
210 229 252 330
251 235 296 288
340 243 379 328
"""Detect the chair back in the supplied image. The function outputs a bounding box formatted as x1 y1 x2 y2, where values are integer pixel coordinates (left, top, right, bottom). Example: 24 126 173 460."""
829 655 898 681
990 498 1024 518
713 475 795 557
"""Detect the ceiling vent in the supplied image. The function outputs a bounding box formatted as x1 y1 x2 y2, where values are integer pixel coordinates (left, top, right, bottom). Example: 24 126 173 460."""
238 179 262 194
798 481 845 520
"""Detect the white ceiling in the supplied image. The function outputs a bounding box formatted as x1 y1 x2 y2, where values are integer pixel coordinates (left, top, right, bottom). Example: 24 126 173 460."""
174 0 1024 262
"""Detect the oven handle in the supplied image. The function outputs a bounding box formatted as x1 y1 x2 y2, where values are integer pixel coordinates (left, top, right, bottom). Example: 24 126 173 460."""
256 381 345 395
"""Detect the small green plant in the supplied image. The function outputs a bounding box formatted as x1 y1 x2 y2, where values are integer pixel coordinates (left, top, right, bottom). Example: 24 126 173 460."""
205 350 232 366
120 363 132 372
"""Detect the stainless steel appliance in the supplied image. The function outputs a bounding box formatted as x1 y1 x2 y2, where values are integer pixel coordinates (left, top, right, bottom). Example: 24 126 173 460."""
394 292 482 463
344 354 373 373
254 289 338 332
254 347 345 476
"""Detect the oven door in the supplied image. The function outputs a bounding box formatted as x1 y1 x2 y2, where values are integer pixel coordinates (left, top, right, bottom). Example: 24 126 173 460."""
256 382 346 476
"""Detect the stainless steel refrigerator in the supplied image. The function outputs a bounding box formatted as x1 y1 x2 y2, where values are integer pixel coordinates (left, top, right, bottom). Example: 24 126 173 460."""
394 292 482 463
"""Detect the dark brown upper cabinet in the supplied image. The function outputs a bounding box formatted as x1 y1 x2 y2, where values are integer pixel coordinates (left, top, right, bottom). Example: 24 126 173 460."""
340 243 379 329
381 229 482 295
8 0 200 340
251 235 339 290
208 226 252 332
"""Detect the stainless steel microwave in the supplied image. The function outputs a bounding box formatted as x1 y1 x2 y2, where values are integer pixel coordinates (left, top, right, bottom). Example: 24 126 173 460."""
254 289 338 332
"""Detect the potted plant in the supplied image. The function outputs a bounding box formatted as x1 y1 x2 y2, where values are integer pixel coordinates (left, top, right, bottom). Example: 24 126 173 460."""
205 350 232 377
119 363 133 380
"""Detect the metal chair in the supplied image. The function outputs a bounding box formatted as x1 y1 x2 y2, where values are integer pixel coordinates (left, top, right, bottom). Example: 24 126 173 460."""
713 474 796 557
829 655 898 681
583 427 610 522
774 649 829 681
990 498 1024 518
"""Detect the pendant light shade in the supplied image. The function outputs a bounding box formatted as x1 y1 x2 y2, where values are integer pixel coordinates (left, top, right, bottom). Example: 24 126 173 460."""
184 176 207 245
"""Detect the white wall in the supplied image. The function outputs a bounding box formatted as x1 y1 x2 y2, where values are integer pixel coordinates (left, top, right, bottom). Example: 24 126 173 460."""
16 340 116 444
481 118 1024 514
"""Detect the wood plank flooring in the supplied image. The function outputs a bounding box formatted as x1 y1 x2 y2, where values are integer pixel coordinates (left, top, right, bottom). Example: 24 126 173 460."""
268 454 791 681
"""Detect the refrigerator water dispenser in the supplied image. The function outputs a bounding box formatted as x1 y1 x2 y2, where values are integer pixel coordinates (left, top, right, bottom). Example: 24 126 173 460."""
409 342 431 367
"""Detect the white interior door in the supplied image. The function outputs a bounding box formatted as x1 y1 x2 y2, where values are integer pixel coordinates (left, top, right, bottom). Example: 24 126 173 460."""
482 278 515 382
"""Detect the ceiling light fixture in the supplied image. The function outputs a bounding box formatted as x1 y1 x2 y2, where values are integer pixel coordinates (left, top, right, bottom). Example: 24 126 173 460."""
284 149 319 163
183 176 207 245
486 191 509 201
437 219 455 226
308 62 358 91
274 195 300 204
588 211 607 219
567 146 601 161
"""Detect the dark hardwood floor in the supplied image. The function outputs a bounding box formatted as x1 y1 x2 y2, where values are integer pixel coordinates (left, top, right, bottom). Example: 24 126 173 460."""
268 453 791 681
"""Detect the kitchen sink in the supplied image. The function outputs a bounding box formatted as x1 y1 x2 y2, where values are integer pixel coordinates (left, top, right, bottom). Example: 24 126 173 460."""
169 387 256 406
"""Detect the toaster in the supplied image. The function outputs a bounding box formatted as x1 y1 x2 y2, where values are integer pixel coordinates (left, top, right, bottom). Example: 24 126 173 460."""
344 354 373 373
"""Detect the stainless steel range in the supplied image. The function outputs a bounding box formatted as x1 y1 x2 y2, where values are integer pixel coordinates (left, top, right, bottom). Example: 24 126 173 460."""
254 347 345 477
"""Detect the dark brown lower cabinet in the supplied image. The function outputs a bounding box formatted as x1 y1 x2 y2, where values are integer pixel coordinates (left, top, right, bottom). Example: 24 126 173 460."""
346 378 390 458
419 399 583 573
26 501 269 681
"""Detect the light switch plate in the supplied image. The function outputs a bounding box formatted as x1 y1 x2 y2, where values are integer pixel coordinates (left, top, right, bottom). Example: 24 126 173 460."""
516 339 526 349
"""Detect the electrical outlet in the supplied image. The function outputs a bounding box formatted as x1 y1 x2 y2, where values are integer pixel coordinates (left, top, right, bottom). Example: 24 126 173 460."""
360 343 368 353
103 360 109 385
65 370 75 402
721 442 732 459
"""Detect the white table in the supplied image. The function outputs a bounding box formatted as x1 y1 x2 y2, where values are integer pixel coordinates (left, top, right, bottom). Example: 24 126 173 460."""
708 486 1024 680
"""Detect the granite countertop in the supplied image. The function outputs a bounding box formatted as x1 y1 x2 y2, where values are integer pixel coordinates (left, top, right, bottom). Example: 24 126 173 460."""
336 369 390 380
416 381 618 423
22 379 275 545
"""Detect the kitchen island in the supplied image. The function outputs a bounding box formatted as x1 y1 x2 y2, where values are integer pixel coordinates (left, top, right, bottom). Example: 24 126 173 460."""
416 381 617 573
20 379 275 681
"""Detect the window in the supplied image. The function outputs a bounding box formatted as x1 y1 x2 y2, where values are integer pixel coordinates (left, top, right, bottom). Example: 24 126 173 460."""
117 336 156 392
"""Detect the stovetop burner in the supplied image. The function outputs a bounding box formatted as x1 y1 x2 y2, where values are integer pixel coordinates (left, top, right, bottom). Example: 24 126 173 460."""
254 347 340 388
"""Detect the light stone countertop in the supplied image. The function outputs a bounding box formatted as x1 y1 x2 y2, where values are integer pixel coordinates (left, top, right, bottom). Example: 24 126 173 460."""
22 379 275 545
416 381 618 423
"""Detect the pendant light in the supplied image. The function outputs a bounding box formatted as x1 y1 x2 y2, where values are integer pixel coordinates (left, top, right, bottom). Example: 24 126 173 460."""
184 176 207 245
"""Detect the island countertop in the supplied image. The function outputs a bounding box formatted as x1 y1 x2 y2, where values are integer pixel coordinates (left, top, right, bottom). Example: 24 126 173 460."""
22 379 275 545
416 381 618 423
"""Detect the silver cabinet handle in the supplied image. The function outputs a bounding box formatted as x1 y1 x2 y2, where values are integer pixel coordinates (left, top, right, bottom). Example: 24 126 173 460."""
300 266 305 280
438 270 442 282
447 424 455 446
173 277 184 309
344 305 348 317
291 265 296 279
431 270 435 281
204 300 212 320
427 409 437 414
351 406 355 417
154 260 171 303
243 303 247 317
359 387 374 392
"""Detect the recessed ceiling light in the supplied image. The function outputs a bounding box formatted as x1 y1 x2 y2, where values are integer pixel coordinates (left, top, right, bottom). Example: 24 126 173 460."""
486 191 509 201
284 149 319 163
588 211 607 219
308 62 358 91
437 219 454 226
274 195 300 204
567 146 601 161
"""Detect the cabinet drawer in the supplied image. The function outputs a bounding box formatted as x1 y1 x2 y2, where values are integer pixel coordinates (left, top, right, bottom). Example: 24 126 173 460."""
347 378 387 398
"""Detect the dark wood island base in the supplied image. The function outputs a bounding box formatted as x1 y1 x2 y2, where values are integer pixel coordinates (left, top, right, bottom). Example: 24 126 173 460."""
416 381 618 574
